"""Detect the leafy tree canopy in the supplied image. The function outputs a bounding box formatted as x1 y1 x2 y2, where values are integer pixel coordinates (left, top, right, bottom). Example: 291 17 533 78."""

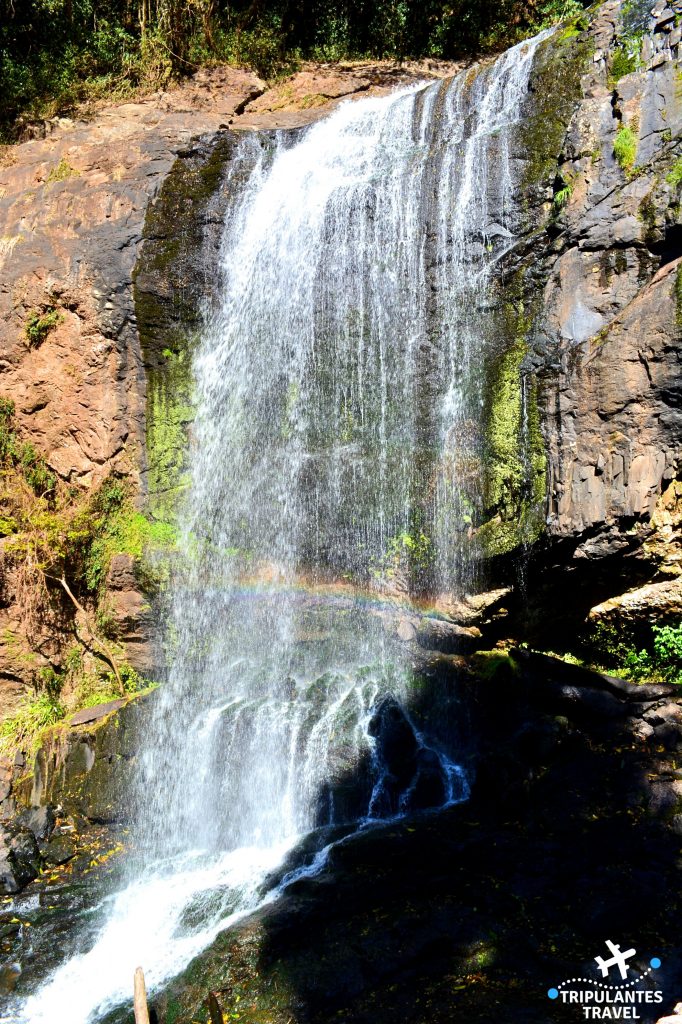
0 0 588 138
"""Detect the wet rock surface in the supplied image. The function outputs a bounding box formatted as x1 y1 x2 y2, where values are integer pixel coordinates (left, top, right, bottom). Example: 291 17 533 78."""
3 694 150 825
142 647 682 1024
0 823 41 894
0 1 682 1019
0 56 454 710
8 639 669 1024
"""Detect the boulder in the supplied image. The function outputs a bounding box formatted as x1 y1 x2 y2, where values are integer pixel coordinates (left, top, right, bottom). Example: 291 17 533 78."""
16 805 55 841
589 579 682 630
408 748 448 810
368 697 419 787
41 833 77 866
416 618 482 655
0 822 42 893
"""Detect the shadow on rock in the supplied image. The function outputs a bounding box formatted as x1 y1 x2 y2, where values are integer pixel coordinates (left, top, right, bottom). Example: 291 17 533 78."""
150 648 682 1024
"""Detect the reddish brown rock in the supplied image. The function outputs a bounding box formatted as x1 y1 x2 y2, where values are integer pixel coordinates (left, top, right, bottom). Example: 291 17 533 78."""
242 60 461 125
0 66 267 492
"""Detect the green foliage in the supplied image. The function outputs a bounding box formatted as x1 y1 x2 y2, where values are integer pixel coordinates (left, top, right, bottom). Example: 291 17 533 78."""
0 399 56 497
372 527 434 588
37 664 63 698
73 661 145 709
24 307 62 348
0 398 17 463
82 477 177 592
552 179 573 215
536 0 585 29
650 624 682 683
623 628 682 683
590 621 682 685
19 441 57 496
64 644 84 675
1 398 174 599
0 0 592 138
609 44 641 84
386 529 432 567
614 123 638 172
0 691 65 754
666 157 682 188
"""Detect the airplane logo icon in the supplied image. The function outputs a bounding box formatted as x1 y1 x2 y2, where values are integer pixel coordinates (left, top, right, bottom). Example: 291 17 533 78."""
595 940 637 980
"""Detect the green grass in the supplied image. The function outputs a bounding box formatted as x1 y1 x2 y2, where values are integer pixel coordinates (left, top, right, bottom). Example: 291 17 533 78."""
614 124 638 172
0 692 65 754
24 308 63 348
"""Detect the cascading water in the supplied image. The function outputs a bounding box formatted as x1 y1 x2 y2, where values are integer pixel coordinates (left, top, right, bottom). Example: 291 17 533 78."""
9 29 548 1024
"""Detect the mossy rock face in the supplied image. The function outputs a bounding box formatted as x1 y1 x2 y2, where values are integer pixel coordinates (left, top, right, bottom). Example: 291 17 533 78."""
476 293 547 560
19 696 151 823
134 133 247 525
468 24 594 562
519 22 594 202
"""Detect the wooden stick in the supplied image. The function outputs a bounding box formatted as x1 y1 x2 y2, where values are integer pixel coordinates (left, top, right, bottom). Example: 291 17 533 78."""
208 991 224 1024
133 966 150 1024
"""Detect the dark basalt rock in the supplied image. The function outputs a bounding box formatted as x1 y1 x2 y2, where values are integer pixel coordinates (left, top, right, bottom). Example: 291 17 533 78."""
408 747 448 809
69 700 125 727
40 833 77 866
416 618 482 655
368 697 419 786
0 822 42 894
15 805 55 841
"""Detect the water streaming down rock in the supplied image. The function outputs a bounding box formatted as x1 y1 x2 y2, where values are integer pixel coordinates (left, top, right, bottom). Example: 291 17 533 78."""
137 29 546 855
16 30 548 1024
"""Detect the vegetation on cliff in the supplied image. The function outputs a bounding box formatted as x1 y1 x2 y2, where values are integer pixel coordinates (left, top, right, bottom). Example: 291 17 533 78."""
0 401 165 751
0 0 588 138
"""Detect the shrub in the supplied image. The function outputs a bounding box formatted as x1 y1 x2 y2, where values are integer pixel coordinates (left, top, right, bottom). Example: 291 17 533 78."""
24 308 62 348
552 180 573 215
593 621 682 685
651 623 682 683
609 44 640 84
614 124 638 172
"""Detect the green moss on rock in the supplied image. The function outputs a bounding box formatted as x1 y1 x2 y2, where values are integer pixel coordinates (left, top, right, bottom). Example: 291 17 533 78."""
134 134 239 524
477 298 547 560
519 26 593 198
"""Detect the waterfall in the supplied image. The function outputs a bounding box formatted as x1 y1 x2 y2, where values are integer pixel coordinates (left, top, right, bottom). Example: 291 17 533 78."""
12 29 548 1024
